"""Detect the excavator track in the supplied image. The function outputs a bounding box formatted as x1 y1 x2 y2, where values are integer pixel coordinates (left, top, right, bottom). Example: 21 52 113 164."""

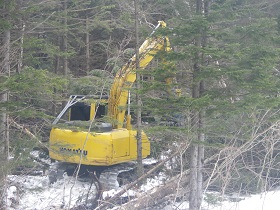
47 161 136 188
99 158 158 190
99 162 136 190
48 159 157 191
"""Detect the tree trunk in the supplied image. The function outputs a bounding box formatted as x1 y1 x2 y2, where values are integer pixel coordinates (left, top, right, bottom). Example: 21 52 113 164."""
62 0 68 76
61 0 68 110
85 16 90 74
189 113 200 210
0 25 10 210
189 44 202 210
189 0 205 209
134 0 143 178
197 1 208 207
197 111 205 208
1 29 11 161
52 55 60 116
0 93 8 159
17 0 24 73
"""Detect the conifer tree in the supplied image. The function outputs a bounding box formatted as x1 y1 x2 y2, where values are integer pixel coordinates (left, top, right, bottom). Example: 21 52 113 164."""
175 0 279 203
142 0 280 207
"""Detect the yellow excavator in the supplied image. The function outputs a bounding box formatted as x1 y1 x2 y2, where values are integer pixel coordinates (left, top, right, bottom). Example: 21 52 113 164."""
49 21 171 173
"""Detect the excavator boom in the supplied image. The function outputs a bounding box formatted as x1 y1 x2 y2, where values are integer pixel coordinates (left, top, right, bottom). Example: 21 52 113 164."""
108 21 171 128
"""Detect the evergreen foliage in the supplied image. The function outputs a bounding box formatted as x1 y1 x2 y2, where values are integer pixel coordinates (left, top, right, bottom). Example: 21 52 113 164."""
3 67 67 117
1 0 280 208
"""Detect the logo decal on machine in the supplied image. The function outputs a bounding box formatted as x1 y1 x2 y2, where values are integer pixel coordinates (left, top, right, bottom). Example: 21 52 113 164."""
60 147 88 156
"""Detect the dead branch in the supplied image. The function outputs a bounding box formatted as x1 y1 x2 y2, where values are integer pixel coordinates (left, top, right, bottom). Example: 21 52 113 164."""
95 142 190 210
9 118 49 151
112 152 223 210
9 118 37 139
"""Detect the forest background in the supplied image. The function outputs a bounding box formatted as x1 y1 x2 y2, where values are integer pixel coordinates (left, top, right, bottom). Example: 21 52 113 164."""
1 0 280 209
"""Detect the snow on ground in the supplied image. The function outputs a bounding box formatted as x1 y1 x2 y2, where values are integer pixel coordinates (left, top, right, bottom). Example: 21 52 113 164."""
164 190 280 210
5 171 167 210
6 175 96 210
207 190 280 210
5 173 280 210
102 172 167 200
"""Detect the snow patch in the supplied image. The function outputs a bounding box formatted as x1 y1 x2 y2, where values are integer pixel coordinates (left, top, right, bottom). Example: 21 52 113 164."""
5 174 280 210
6 175 96 210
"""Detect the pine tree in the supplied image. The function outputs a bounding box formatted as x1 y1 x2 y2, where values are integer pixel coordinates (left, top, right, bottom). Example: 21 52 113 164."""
141 0 280 207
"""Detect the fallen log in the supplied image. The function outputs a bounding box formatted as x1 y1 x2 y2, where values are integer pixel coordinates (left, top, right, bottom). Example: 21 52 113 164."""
95 143 190 210
120 169 190 210
97 152 221 210
120 152 226 210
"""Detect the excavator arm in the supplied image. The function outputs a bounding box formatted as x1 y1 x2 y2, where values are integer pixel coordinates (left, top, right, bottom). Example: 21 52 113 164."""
108 21 171 129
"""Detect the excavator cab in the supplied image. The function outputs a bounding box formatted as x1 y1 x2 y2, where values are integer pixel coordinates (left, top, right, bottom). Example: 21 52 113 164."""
68 100 107 122
69 102 91 121
53 95 108 124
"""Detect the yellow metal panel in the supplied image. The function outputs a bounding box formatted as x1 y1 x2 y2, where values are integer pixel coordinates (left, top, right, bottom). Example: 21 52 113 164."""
90 103 95 120
128 130 150 159
50 128 113 165
49 127 150 166
111 129 130 158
